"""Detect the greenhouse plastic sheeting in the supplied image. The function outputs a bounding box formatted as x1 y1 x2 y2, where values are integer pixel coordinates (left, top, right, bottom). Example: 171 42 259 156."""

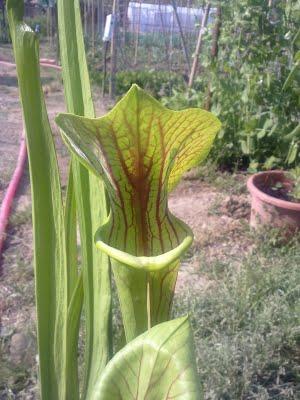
127 1 213 33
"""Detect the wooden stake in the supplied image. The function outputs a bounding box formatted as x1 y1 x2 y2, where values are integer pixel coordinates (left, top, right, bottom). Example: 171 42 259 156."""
158 0 171 75
205 2 221 110
122 0 128 47
92 0 95 57
188 2 211 88
46 7 50 43
84 0 87 36
109 0 118 99
100 0 104 36
50 6 53 48
134 0 142 66
171 0 191 74
102 41 109 96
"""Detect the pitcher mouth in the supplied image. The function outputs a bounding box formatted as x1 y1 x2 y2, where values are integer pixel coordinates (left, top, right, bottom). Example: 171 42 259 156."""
94 214 193 272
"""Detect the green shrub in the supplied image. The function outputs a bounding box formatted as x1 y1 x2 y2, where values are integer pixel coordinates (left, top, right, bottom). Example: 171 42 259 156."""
91 69 185 99
163 0 300 171
24 15 48 37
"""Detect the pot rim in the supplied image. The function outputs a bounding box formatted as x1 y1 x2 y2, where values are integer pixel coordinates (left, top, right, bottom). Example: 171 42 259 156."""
247 170 300 211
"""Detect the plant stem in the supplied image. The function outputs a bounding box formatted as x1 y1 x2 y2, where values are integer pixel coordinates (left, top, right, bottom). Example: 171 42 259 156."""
147 273 151 330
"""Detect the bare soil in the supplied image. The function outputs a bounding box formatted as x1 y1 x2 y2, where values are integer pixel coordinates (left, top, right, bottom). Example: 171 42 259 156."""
0 46 252 398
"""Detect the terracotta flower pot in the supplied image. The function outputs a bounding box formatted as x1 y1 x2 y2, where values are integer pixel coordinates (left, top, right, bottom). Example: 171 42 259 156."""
247 170 300 233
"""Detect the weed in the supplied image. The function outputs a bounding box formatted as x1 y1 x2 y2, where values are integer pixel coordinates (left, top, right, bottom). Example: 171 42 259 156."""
9 208 31 227
208 195 223 216
197 162 248 196
173 238 300 399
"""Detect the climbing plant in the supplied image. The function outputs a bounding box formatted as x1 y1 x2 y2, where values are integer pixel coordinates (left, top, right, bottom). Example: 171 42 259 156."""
164 0 300 170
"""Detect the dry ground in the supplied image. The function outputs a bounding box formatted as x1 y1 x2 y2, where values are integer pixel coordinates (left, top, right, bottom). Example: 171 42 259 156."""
0 45 253 398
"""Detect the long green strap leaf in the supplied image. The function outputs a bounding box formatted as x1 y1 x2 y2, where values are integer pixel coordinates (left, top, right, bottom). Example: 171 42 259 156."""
64 167 83 400
57 0 111 396
7 1 67 399
91 317 201 400
65 167 78 303
66 273 84 400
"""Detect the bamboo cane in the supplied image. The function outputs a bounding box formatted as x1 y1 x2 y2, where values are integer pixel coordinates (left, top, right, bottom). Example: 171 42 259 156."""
171 0 191 74
133 0 142 66
109 0 117 99
188 2 211 88
92 0 95 57
205 2 221 110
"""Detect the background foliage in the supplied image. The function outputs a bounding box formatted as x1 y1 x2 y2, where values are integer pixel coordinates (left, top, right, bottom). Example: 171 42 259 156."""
2 0 299 170
163 0 300 170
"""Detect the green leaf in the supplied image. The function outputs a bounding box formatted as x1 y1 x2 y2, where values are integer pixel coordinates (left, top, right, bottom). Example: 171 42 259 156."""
257 120 273 140
282 52 300 91
90 317 201 400
66 273 84 400
292 27 300 47
257 129 267 139
240 139 250 155
263 156 282 170
284 123 300 142
64 168 78 303
57 0 112 396
7 1 67 399
286 141 298 165
56 84 221 341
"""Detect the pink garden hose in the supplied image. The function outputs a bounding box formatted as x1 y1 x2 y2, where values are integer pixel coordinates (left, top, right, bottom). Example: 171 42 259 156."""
0 59 61 258
0 58 62 70
0 131 27 255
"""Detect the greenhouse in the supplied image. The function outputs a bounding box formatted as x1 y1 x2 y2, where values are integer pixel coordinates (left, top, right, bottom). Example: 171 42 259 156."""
127 1 210 33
